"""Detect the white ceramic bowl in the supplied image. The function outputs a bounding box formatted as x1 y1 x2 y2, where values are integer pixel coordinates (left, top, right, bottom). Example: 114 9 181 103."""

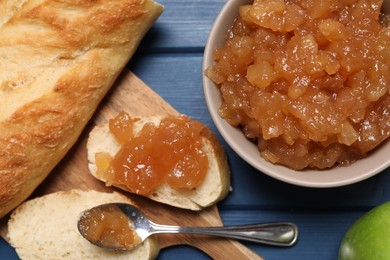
202 0 390 188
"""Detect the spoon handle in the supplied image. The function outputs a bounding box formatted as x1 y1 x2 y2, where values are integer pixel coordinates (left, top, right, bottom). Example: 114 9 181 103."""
151 222 298 247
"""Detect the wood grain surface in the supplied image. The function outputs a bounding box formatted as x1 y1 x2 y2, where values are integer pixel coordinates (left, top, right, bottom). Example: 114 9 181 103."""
0 70 263 260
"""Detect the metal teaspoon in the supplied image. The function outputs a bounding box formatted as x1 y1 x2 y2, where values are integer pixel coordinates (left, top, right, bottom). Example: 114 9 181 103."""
77 203 298 251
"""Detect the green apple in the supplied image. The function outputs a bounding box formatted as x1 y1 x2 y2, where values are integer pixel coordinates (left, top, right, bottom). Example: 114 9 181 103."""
339 201 390 260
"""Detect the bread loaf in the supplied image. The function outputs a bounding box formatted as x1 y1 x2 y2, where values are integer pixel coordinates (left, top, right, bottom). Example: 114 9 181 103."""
7 189 160 259
87 114 231 210
0 0 163 219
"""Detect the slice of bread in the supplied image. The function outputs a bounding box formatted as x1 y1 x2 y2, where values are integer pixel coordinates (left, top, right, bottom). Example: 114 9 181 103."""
7 189 160 260
87 115 231 211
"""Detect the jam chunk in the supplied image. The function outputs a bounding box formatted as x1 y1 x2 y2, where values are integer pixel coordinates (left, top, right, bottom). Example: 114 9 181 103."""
96 112 209 195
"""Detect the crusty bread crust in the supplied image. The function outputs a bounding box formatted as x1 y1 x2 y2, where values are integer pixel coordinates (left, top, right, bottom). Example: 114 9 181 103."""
8 189 160 259
87 116 231 210
0 0 163 219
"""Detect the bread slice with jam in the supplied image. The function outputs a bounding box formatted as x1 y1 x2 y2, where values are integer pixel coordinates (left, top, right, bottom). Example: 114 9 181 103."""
87 112 231 210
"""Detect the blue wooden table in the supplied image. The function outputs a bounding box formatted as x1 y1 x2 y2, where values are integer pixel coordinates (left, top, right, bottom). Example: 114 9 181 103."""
2 0 390 259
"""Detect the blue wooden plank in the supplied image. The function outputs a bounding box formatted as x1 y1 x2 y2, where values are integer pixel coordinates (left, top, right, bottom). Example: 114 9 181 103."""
219 210 360 260
0 238 17 258
140 0 226 52
128 53 208 122
156 210 366 260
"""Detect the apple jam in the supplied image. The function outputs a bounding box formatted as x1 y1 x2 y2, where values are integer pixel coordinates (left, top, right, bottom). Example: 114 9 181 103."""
96 112 209 195
205 0 390 170
78 204 141 250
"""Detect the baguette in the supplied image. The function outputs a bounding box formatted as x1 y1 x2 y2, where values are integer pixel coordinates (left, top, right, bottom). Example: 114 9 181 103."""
0 0 163 219
7 189 160 260
87 115 231 210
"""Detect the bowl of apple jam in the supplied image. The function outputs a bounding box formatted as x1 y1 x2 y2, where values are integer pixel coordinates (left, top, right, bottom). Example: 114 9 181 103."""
203 0 390 187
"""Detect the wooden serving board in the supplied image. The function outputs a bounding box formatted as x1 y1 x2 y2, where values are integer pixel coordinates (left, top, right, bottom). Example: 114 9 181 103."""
0 70 262 260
